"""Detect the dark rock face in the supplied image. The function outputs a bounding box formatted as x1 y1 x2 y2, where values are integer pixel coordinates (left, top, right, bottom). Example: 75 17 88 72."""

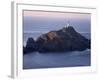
23 38 37 54
23 26 90 53
36 26 90 52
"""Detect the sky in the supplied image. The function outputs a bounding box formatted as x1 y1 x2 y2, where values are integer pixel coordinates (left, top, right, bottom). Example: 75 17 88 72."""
23 10 91 33
23 10 90 20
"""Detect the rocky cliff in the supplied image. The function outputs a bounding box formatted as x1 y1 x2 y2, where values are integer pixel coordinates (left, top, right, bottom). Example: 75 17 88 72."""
24 26 90 54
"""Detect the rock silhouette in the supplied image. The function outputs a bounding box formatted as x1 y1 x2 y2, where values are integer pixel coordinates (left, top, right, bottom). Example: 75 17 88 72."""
23 38 37 54
24 26 90 53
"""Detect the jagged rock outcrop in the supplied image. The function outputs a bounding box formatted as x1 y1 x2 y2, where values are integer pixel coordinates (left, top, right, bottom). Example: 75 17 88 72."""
24 26 90 53
23 38 37 54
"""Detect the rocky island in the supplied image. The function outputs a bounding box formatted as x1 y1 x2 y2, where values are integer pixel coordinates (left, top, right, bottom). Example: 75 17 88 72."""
23 26 90 54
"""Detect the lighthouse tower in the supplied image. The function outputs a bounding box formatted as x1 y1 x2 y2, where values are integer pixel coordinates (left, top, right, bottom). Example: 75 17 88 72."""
67 23 69 27
64 21 70 28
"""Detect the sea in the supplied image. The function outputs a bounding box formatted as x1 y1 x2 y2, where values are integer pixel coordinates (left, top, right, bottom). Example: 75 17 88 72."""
23 32 91 69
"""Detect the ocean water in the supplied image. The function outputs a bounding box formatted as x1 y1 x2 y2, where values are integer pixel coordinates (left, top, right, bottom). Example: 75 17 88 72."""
23 33 91 69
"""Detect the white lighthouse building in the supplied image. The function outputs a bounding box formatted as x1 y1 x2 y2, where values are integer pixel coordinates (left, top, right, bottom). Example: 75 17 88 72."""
64 21 70 28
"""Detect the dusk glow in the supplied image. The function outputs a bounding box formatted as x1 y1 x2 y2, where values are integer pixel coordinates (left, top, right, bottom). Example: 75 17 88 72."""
23 10 90 20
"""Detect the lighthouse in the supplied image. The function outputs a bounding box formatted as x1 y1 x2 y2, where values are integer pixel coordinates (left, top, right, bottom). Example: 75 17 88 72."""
67 23 69 27
64 21 70 28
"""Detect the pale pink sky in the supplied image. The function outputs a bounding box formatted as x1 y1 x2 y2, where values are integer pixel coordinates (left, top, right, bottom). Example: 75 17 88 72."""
23 10 90 19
